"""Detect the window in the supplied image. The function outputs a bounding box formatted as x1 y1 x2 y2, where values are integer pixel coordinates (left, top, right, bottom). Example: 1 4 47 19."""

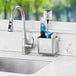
52 0 76 22
1 0 75 22
0 0 51 20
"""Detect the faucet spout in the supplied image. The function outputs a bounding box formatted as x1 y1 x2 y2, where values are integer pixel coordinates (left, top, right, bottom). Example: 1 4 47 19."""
8 6 34 54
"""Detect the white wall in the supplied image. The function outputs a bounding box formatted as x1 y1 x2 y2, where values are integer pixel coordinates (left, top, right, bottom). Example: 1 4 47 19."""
48 22 76 56
0 20 76 56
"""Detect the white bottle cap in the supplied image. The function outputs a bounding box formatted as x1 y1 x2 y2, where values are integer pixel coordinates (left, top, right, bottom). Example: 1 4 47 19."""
43 10 52 20
49 10 52 20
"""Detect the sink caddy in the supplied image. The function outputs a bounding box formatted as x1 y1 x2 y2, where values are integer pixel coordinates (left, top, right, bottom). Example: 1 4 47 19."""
38 37 59 55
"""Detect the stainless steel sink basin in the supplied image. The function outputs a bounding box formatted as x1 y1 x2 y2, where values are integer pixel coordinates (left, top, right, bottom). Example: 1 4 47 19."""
0 57 50 74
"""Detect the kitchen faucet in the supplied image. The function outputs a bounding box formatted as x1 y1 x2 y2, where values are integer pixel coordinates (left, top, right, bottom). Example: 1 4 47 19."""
8 6 34 54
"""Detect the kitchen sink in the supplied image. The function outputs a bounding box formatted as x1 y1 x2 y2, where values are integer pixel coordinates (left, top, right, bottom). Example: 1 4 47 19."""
0 57 50 74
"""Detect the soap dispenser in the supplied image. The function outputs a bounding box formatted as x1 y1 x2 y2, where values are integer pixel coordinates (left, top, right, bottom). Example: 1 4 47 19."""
39 18 47 38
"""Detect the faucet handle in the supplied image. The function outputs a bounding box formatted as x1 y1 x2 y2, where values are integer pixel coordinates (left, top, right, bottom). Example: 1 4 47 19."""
24 37 34 48
8 21 13 32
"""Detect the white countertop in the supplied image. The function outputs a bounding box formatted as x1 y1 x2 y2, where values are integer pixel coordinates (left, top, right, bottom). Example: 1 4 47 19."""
0 20 76 76
0 51 55 76
0 55 76 76
34 55 76 76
